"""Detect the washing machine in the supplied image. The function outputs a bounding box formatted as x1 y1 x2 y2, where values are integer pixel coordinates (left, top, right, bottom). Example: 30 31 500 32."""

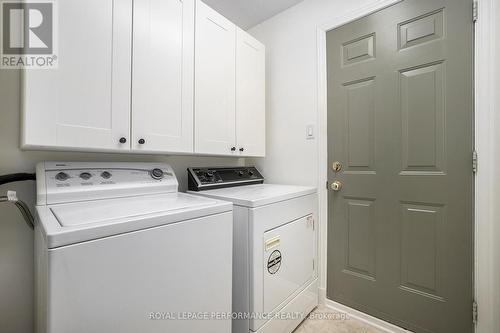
187 166 318 333
34 162 233 333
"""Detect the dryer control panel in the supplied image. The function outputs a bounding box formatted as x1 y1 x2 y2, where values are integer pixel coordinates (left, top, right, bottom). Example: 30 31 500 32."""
188 167 264 191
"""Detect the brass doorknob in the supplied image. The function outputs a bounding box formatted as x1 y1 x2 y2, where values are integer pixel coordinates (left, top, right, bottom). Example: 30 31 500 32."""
332 161 342 172
331 180 342 191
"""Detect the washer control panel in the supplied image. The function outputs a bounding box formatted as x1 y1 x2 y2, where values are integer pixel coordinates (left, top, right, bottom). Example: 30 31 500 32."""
188 167 263 191
37 162 178 205
50 168 169 186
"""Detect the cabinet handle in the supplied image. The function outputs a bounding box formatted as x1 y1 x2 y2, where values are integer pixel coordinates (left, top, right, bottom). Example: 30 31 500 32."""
138 138 146 145
119 137 127 144
239 148 244 152
230 147 236 151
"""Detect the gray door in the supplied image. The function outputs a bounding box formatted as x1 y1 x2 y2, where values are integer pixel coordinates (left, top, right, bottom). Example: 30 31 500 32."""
326 0 474 332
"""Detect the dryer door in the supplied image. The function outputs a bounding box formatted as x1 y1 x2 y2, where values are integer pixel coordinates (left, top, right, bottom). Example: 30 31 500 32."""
262 214 316 314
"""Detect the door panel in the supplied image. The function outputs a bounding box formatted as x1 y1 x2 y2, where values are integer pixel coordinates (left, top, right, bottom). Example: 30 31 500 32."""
132 0 194 153
400 62 445 174
327 1 473 332
400 203 445 299
344 78 376 171
342 33 376 66
22 0 132 151
194 0 236 155
398 9 444 50
344 198 376 280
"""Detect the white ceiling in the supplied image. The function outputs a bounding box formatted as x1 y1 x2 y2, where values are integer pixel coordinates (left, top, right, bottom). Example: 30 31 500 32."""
202 0 304 30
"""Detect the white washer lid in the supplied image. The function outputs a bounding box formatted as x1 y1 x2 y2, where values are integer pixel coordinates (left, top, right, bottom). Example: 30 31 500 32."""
188 184 317 207
51 193 219 227
36 193 232 248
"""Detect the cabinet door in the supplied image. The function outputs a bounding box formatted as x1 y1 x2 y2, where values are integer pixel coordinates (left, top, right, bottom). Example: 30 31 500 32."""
194 0 236 155
132 0 194 153
22 0 132 152
236 28 266 157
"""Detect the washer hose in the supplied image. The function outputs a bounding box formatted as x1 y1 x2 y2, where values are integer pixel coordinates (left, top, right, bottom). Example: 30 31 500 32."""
0 173 36 229
0 191 34 229
0 173 36 186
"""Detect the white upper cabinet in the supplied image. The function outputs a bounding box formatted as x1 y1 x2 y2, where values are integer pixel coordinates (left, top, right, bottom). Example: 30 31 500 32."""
132 0 194 153
194 0 237 156
21 0 265 157
194 2 266 157
22 0 132 152
236 28 266 157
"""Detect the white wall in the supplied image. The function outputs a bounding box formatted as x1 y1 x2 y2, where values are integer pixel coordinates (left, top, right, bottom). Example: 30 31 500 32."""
0 69 244 333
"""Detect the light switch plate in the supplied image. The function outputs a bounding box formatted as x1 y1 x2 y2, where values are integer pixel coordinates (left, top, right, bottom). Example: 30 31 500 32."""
306 124 315 140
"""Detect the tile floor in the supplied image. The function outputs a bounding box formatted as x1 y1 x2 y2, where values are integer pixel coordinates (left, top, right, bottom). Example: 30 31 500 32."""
294 306 386 333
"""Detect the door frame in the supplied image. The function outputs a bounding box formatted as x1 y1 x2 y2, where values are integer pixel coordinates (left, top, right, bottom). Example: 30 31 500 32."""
316 0 495 332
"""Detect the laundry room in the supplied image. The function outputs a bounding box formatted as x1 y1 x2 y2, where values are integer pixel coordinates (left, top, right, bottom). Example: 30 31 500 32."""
1 0 500 333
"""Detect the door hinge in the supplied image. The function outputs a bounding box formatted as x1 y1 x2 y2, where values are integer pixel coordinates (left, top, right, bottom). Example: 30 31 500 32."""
473 1 478 22
473 300 478 324
326 181 329 190
473 150 478 174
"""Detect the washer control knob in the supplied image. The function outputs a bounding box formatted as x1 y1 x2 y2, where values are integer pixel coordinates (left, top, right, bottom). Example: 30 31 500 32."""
151 168 164 180
79 172 92 180
55 172 69 181
101 171 112 179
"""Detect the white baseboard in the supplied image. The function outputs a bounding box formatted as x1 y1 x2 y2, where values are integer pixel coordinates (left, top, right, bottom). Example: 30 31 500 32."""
322 296 413 333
